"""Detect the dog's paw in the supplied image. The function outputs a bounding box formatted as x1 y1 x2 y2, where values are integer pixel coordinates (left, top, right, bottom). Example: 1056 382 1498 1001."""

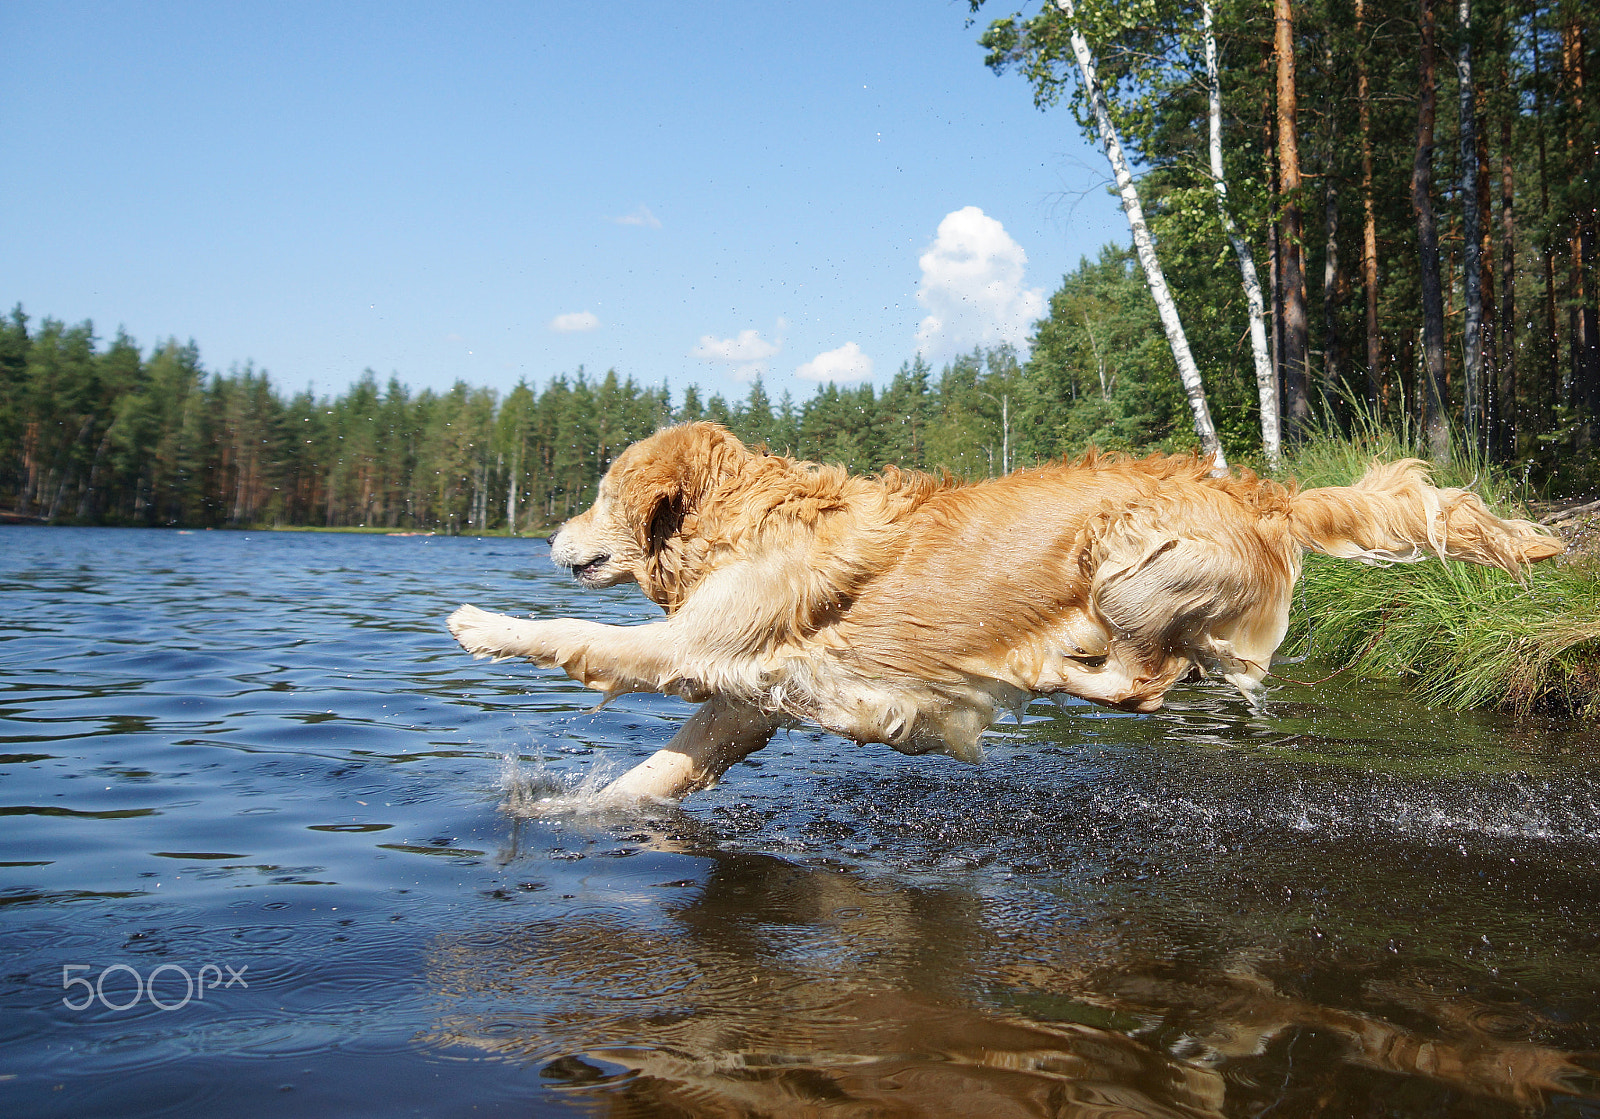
447 604 531 662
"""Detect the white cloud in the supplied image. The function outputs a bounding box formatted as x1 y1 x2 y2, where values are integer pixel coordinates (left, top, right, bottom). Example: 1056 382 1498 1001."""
549 311 600 333
796 341 873 383
913 206 1044 364
612 204 662 228
691 328 781 381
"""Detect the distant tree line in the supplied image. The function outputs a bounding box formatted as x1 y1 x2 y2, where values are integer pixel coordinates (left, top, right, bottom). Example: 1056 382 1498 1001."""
1 302 1125 533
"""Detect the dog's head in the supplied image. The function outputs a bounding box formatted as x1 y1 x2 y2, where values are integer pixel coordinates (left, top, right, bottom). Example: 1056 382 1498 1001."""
549 423 752 606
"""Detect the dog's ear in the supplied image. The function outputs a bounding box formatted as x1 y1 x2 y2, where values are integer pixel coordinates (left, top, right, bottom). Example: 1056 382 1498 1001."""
617 467 683 555
644 489 687 554
620 423 750 554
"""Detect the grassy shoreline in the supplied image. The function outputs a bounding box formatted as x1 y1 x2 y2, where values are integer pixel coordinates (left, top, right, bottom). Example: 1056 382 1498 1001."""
1278 428 1600 717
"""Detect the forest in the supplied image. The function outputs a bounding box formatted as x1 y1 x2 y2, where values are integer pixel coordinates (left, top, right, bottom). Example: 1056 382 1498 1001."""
0 302 1048 531
976 0 1597 474
1 0 1595 532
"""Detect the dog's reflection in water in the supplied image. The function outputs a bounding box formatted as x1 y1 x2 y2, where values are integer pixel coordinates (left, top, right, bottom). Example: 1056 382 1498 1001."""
424 843 1590 1118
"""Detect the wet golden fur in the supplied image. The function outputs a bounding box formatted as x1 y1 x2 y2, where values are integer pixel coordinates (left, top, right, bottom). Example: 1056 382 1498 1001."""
449 423 1561 796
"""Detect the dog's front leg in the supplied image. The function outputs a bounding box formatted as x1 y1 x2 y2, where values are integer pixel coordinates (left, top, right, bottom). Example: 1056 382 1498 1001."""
600 694 784 803
448 604 695 697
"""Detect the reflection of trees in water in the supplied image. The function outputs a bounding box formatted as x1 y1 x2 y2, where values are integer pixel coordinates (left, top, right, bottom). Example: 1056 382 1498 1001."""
423 841 1594 1117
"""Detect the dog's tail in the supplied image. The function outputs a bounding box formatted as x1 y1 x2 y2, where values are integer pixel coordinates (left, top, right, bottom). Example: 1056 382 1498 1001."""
1287 459 1564 575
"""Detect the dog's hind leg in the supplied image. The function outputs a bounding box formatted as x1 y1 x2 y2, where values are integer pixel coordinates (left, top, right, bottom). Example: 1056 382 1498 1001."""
600 695 784 803
1070 515 1298 711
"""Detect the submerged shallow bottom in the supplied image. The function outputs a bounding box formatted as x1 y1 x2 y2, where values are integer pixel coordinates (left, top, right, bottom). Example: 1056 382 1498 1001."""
1 527 1598 1117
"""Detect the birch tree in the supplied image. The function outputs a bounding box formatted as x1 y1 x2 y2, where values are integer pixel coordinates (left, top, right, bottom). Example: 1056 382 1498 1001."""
980 0 1295 468
1203 0 1279 468
1070 0 1224 467
988 0 1226 468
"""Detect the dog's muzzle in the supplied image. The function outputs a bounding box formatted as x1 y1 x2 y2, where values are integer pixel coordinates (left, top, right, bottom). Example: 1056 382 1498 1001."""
550 529 611 585
570 554 611 584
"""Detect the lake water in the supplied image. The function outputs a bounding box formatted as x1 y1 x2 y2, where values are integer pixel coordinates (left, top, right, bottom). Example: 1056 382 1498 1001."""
2 525 1599 1118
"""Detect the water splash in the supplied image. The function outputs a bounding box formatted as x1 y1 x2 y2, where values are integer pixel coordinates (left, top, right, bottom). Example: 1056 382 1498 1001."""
497 751 628 817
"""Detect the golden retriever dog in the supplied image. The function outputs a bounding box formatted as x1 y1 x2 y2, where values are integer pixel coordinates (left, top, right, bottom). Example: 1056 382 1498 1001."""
448 422 1562 803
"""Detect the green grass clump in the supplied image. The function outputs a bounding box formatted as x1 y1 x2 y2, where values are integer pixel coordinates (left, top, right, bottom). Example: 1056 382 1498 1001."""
1285 553 1600 715
1278 426 1600 716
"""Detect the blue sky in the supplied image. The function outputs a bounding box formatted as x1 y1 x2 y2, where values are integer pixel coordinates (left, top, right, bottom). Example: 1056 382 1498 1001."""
3 1 1125 405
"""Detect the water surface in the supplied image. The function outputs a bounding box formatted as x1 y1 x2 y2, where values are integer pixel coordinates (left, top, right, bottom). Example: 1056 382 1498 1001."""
2 526 1598 1117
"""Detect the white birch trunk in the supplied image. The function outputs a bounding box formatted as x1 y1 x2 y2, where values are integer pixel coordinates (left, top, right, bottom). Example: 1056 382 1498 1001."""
1057 0 1227 471
1204 0 1280 470
506 446 519 535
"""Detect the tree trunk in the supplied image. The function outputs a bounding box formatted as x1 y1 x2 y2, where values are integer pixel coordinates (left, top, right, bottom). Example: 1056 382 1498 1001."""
1400 328 1418 426
1055 0 1227 469
1458 0 1484 455
1497 83 1517 461
1204 0 1278 468
506 446 519 535
1276 0 1312 442
1476 94 1500 462
1267 100 1286 428
1566 12 1599 445
1357 0 1383 413
46 415 94 523
1534 14 1561 428
77 424 114 521
1322 56 1344 426
231 433 249 525
1414 0 1452 463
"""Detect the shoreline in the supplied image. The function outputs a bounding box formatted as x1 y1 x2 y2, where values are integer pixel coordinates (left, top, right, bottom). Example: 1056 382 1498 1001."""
0 520 554 539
